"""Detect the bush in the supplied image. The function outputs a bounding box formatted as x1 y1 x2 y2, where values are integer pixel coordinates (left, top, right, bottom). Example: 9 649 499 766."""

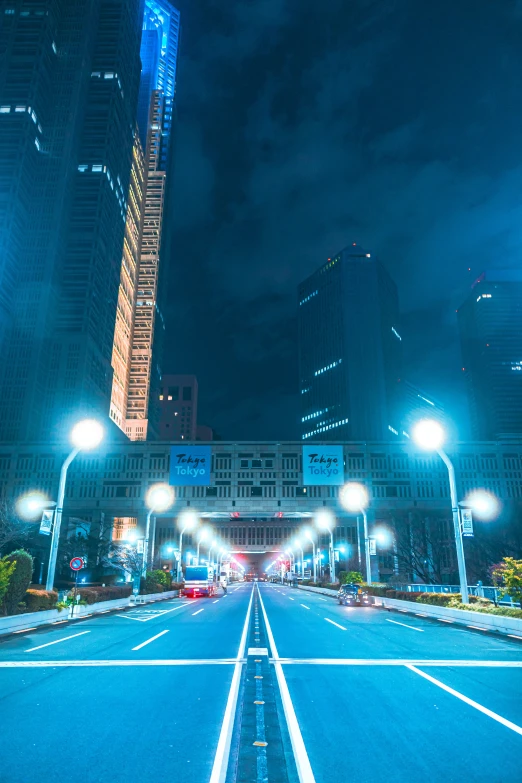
338 571 364 585
75 585 132 605
0 557 16 608
25 589 58 612
1 549 33 616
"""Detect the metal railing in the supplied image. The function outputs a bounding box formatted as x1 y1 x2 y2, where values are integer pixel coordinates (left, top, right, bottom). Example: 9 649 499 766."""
388 583 516 606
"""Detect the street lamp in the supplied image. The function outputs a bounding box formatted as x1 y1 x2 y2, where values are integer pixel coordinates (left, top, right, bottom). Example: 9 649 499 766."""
176 509 199 581
46 418 104 590
304 529 317 582
143 483 175 576
462 489 501 521
412 418 469 603
16 491 54 520
196 526 211 565
285 548 295 575
294 539 305 577
315 508 336 584
339 482 371 584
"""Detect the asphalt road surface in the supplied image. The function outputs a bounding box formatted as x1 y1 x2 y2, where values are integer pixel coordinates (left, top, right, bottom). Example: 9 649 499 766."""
1 582 521 783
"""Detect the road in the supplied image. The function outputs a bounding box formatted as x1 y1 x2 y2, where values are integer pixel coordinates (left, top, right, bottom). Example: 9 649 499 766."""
0 582 521 783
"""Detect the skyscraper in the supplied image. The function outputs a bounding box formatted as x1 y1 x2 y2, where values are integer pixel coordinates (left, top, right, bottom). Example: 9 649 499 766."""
0 0 144 442
158 374 198 440
458 271 522 439
298 244 402 441
120 0 180 441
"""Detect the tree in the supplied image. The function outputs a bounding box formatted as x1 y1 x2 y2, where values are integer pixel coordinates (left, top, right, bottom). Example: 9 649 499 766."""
338 570 363 584
1 549 33 616
0 557 16 608
100 543 143 581
491 557 522 608
0 501 34 555
394 511 453 584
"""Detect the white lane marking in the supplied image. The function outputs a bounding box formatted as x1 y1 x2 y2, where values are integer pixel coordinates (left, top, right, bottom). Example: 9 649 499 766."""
300 605 310 610
508 634 522 640
288 597 294 601
386 619 424 632
132 630 169 651
406 664 522 736
468 625 488 631
415 613 428 617
0 659 237 667
276 659 522 666
437 618 454 623
115 603 190 622
13 627 37 633
209 587 254 783
258 586 316 783
213 600 219 604
25 630 90 652
317 598 327 602
324 618 347 631
192 609 204 616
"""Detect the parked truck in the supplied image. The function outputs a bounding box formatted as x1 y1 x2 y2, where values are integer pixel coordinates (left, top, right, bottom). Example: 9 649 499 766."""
182 566 216 598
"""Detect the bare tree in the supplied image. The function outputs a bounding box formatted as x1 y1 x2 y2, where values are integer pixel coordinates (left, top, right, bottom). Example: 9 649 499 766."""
393 510 454 584
100 543 143 580
0 501 34 555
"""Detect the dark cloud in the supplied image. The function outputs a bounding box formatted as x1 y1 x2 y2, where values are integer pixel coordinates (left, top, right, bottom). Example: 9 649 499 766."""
163 0 522 439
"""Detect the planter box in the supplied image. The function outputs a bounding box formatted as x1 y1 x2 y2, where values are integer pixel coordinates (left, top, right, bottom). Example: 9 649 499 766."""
378 596 522 637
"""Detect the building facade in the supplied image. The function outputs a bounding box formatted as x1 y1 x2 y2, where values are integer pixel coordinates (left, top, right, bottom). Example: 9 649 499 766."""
123 1 180 441
298 244 402 442
7 439 522 584
0 0 144 443
158 374 198 440
398 380 445 436
458 271 522 440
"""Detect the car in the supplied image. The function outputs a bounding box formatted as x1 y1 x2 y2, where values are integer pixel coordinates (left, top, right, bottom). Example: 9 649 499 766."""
338 583 371 606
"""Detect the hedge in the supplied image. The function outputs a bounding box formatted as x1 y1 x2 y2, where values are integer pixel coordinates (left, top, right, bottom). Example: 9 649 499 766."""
75 586 132 605
1 550 33 616
24 589 58 612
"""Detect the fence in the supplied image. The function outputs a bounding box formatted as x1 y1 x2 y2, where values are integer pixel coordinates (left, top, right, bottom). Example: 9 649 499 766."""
389 584 515 606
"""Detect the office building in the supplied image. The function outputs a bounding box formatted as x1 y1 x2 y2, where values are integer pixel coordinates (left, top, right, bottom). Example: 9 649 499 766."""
123 1 180 441
0 0 144 442
399 380 445 435
298 244 402 441
158 374 198 440
458 271 522 440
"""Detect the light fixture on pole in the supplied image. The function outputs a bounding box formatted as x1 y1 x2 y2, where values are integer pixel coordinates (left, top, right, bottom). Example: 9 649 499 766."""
315 508 336 584
411 418 469 603
285 548 295 575
294 539 305 577
304 529 317 582
339 482 371 584
46 419 104 590
143 483 175 576
196 526 211 565
176 509 199 582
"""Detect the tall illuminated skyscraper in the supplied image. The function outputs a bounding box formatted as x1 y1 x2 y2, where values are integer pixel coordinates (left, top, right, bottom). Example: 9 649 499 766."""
119 0 180 441
0 0 144 442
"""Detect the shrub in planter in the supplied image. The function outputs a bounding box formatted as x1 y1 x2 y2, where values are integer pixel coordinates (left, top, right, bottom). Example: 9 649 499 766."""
75 585 132 605
25 589 58 612
1 549 33 616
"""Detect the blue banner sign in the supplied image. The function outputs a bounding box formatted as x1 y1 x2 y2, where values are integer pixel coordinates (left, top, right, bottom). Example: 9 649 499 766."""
170 445 211 486
302 445 344 485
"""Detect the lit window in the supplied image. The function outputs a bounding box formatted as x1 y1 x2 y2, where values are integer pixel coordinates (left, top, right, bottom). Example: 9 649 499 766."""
391 327 402 341
104 72 114 79
159 395 164 400
34 138 40 150
52 41 57 54
15 106 26 113
31 110 37 123
92 165 103 172
167 395 172 400
5 9 15 14
0 106 10 113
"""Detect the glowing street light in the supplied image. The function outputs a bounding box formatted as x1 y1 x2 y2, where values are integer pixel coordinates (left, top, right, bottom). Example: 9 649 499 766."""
16 491 54 520
176 509 199 581
315 508 336 584
412 418 470 602
46 418 104 590
196 526 212 564
143 484 175 576
340 482 371 583
304 528 317 582
463 489 500 521
294 539 305 578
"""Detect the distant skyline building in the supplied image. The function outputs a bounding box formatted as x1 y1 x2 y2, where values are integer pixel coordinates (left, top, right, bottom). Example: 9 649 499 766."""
458 271 522 440
121 0 180 441
298 244 402 441
0 0 144 442
158 374 198 440
398 380 445 435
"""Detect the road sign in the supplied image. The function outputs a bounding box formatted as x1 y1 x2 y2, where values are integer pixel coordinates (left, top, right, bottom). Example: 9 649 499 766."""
39 509 53 536
70 557 84 571
461 508 474 537
369 539 377 555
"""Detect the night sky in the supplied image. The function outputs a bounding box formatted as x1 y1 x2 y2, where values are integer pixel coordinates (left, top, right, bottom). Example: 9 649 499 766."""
163 0 522 441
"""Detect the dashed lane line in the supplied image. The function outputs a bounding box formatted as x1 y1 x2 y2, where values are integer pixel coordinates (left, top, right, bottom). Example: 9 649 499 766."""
300 605 310 610
324 618 347 631
406 664 522 736
386 619 424 632
132 630 169 651
25 631 90 653
192 609 204 616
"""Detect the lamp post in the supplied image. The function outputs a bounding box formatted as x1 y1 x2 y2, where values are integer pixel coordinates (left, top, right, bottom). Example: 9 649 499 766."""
196 527 211 565
411 419 469 603
339 482 371 584
285 548 295 575
315 509 336 584
46 419 104 590
304 529 317 582
295 540 305 577
143 484 175 577
176 509 199 582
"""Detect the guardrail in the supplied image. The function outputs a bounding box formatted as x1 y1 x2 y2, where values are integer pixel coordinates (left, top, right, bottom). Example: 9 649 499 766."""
385 584 515 606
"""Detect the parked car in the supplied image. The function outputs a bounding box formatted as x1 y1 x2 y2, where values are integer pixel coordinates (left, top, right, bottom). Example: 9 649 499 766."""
338 583 371 606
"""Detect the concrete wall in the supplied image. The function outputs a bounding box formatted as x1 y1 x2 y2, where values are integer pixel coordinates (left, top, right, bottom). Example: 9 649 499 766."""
0 608 68 636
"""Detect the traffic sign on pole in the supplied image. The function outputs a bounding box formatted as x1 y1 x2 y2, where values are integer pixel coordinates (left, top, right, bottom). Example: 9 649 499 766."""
70 557 84 571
